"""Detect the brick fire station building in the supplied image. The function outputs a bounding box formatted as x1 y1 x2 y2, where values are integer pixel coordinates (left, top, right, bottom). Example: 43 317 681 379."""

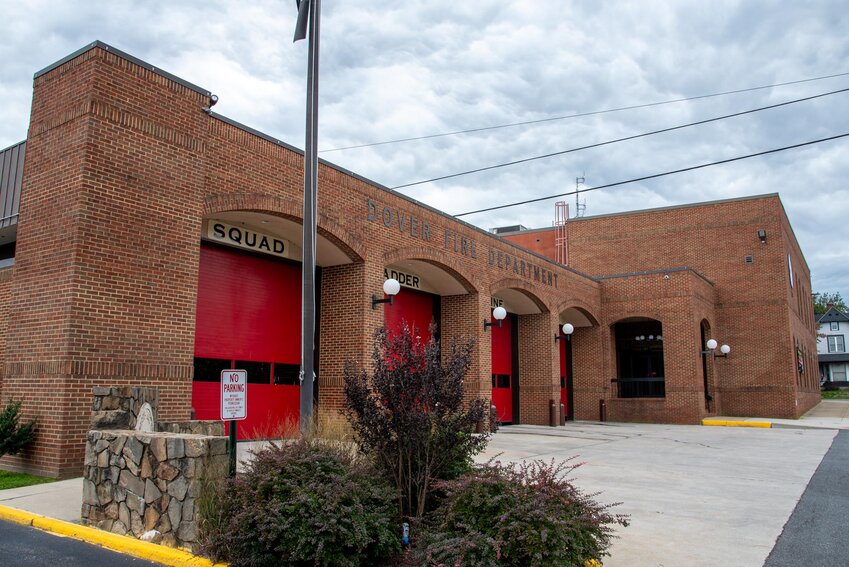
0 43 820 477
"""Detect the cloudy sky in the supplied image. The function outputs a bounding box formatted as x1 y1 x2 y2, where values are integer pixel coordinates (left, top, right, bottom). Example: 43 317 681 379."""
2 1 848 296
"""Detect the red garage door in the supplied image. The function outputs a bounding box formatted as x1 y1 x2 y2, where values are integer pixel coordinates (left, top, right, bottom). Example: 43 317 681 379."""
384 287 437 344
491 313 513 423
192 243 302 439
559 328 569 415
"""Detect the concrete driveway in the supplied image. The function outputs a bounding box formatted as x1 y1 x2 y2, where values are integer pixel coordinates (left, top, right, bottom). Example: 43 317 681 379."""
480 422 836 567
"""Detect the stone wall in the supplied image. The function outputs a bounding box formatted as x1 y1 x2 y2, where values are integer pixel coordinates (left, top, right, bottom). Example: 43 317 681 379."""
157 420 224 436
90 386 158 430
81 429 227 550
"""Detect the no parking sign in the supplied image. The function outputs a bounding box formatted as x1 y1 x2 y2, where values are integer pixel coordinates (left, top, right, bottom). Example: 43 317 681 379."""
221 369 247 421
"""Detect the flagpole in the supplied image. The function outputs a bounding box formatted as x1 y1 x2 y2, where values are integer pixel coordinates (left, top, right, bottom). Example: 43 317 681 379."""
295 0 321 433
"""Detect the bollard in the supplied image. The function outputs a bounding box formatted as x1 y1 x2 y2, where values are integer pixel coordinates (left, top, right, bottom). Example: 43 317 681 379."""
549 399 557 427
599 399 607 422
559 402 566 426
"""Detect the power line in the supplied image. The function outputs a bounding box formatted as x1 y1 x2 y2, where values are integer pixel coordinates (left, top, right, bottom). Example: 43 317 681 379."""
453 132 849 218
320 71 849 153
389 87 849 190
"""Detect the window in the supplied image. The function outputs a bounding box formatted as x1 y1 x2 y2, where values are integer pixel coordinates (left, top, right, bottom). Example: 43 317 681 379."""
273 363 301 385
833 366 847 382
827 336 845 353
831 322 840 331
787 254 793 288
193 358 231 382
235 360 272 384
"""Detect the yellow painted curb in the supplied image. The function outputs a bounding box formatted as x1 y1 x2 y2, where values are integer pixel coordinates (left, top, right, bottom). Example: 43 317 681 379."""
702 419 772 428
0 504 226 566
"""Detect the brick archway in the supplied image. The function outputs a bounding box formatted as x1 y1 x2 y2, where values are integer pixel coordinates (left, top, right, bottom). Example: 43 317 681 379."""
203 192 366 263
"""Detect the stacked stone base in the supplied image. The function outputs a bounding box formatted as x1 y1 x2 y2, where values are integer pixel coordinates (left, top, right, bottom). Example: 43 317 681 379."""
82 429 228 550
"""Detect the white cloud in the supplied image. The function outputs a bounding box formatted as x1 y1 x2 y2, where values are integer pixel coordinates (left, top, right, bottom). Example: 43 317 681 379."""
2 0 848 295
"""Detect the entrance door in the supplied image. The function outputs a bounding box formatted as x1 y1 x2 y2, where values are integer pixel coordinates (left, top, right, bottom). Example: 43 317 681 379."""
384 287 437 343
192 243 302 439
559 328 574 420
491 312 513 423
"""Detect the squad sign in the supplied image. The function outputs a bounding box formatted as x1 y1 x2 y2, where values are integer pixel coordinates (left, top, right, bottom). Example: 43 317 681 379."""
207 221 289 258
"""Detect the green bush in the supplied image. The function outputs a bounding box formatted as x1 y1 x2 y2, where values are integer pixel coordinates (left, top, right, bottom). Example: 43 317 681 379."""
200 438 400 567
0 400 37 459
413 459 629 567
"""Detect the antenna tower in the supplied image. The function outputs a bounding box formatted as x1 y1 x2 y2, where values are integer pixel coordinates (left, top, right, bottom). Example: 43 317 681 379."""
575 175 587 218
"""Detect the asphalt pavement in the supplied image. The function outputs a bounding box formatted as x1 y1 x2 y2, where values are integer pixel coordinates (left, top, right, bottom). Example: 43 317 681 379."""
764 430 849 567
0 518 161 566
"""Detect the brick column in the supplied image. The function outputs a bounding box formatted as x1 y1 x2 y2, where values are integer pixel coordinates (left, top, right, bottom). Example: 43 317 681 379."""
517 311 559 425
441 292 490 406
2 47 206 477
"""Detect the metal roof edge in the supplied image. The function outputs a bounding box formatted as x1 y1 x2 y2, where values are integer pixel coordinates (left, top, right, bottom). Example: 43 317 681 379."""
0 140 26 154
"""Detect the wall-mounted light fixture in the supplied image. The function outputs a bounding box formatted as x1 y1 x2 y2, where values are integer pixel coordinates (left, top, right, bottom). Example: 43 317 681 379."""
554 323 574 342
484 306 507 330
757 229 767 244
701 338 731 358
372 278 400 309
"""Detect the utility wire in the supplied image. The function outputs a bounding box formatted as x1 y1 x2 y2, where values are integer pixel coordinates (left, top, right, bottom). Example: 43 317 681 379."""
453 132 849 218
389 87 849 190
321 71 849 152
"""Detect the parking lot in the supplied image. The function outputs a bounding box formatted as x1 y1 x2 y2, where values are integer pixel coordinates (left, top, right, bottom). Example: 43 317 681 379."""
480 422 837 567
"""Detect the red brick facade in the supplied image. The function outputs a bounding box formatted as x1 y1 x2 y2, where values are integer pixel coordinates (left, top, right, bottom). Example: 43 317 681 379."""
0 44 819 477
506 197 820 423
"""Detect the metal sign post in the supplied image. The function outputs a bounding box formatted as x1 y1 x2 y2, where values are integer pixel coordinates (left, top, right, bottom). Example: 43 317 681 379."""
294 0 321 434
221 369 247 476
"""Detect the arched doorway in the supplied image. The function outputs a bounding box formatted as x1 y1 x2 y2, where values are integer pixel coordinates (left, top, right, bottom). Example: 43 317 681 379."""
192 211 358 439
700 319 712 411
613 318 665 398
381 259 471 345
490 285 548 424
558 306 598 421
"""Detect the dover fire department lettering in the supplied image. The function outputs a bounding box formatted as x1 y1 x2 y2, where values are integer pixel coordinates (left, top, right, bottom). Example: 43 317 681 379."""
367 199 430 241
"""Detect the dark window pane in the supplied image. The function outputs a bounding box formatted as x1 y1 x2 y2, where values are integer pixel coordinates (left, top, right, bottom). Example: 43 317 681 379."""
560 376 566 389
193 358 231 382
491 374 496 388
497 374 511 389
235 360 271 384
274 363 301 385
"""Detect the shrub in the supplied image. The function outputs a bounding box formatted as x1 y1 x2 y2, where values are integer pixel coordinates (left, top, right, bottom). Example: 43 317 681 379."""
0 400 37 459
200 438 400 567
344 323 493 519
413 459 629 567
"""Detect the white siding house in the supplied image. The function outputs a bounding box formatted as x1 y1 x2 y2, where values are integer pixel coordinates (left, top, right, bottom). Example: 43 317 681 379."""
817 306 849 386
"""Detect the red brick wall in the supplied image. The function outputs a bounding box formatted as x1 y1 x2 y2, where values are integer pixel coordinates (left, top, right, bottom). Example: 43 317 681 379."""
598 270 716 424
3 45 602 476
0 268 11 392
505 195 818 420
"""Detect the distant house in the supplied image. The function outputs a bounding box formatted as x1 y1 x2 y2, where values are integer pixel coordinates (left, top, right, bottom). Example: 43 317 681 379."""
817 306 849 387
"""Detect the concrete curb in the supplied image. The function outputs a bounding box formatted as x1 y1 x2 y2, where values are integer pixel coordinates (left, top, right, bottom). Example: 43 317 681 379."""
0 504 226 567
702 419 772 428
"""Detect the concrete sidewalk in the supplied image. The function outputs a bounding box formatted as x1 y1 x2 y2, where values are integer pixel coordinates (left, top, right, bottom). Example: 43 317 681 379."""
482 421 837 567
712 399 849 430
0 478 82 523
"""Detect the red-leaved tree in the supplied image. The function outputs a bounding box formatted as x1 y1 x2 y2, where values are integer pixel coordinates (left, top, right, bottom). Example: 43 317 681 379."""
344 322 493 519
